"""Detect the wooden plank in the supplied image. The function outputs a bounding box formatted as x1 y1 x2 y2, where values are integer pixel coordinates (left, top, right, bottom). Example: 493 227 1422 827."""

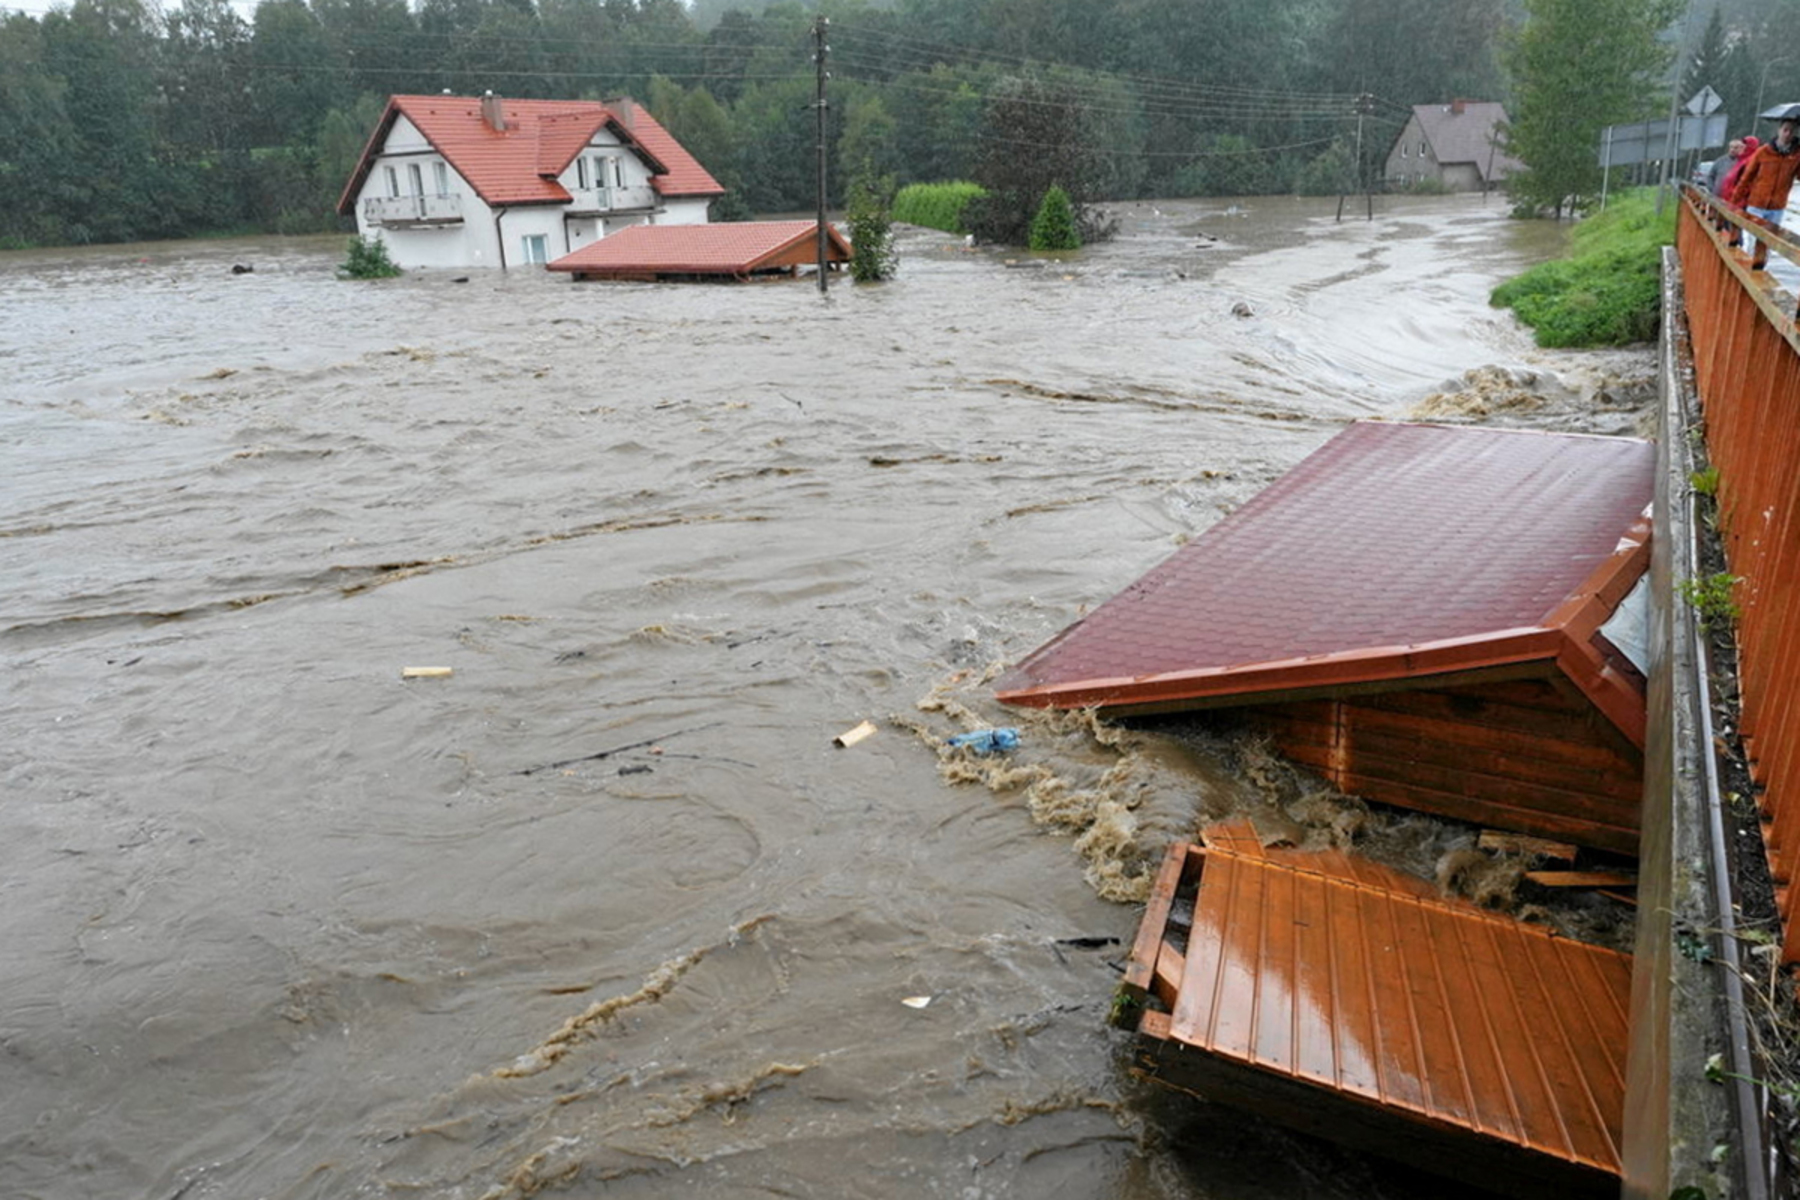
1480 831 1578 861
1524 871 1637 889
1345 697 1639 773
1339 773 1640 856
1344 717 1642 798
1346 726 1642 804
1153 942 1185 1007
1122 842 1191 999
1341 750 1640 828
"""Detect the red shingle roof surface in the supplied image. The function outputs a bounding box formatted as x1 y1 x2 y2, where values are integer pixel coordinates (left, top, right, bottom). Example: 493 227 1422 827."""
546 220 849 275
997 422 1653 709
338 95 723 213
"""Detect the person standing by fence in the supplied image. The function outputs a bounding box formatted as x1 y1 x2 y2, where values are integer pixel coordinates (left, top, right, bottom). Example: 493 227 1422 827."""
1732 119 1800 268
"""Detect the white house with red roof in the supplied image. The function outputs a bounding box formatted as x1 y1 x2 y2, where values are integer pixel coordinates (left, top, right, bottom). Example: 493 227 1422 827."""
337 92 726 270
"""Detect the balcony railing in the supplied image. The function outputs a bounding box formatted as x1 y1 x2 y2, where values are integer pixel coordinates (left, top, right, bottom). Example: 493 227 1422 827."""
363 194 463 227
565 184 657 215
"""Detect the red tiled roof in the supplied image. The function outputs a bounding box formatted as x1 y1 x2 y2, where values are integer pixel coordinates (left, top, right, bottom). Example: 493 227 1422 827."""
336 95 724 215
997 422 1653 724
546 220 851 277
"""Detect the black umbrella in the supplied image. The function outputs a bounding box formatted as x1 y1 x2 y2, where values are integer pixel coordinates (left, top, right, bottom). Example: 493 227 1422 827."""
1758 102 1800 121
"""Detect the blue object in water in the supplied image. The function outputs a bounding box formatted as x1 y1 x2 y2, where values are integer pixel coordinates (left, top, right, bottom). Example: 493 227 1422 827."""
945 727 1021 754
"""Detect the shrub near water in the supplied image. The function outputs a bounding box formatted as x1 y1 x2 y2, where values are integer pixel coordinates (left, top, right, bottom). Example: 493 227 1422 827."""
1490 190 1674 347
340 235 402 279
892 182 986 233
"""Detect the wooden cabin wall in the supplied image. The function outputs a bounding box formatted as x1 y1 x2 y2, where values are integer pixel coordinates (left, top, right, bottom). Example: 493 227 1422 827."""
1242 679 1643 856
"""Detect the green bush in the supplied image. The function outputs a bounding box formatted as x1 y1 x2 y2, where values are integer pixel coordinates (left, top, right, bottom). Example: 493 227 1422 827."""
892 181 986 233
846 176 897 283
1490 189 1673 347
339 235 402 279
1028 185 1080 250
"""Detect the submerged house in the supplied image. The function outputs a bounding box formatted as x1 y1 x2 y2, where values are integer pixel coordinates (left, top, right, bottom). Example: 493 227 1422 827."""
997 421 1653 856
546 220 852 283
336 93 725 270
1385 101 1521 192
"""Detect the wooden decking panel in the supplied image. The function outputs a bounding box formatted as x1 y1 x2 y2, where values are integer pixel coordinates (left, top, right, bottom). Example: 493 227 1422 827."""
1144 828 1630 1178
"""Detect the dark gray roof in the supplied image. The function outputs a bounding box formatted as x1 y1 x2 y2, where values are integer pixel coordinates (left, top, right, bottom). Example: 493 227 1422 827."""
1406 102 1522 181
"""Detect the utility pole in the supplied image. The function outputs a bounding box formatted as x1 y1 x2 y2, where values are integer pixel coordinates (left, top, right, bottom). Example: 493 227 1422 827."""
813 16 830 295
1340 93 1375 222
1357 93 1375 220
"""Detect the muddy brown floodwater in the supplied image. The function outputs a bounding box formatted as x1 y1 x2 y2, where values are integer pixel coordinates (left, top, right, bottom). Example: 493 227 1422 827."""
1 196 1654 1200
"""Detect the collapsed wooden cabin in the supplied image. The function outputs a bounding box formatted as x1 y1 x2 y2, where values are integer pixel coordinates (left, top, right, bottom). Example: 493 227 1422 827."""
997 421 1654 855
997 421 1654 1189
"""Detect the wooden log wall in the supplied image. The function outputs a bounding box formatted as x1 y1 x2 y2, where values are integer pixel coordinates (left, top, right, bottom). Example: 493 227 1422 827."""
1245 678 1643 855
1676 191 1800 960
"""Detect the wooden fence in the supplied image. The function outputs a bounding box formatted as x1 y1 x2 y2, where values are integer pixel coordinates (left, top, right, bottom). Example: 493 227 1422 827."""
1676 188 1800 960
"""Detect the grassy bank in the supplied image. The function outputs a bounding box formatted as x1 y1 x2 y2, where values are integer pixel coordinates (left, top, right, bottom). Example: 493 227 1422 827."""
1491 190 1675 347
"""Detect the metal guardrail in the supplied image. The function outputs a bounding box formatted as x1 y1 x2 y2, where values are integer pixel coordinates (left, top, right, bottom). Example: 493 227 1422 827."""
1675 185 1800 964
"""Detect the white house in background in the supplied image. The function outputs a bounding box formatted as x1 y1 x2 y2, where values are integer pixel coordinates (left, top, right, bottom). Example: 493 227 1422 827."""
1384 100 1522 192
336 93 726 270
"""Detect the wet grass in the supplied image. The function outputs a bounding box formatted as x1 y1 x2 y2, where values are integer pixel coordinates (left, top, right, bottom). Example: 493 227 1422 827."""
1490 189 1675 348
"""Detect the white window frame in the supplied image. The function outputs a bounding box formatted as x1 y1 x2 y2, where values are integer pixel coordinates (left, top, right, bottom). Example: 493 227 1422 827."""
521 234 548 264
385 165 400 197
407 162 424 196
433 161 450 196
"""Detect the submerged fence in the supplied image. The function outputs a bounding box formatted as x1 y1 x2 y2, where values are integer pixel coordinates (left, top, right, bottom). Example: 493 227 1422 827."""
1675 187 1800 961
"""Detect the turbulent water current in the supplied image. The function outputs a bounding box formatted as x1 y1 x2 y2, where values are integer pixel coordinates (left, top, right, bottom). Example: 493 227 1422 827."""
2 196 1655 1199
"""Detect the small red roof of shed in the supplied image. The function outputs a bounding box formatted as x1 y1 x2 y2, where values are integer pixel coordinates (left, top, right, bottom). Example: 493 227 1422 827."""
336 94 724 215
997 422 1653 738
546 220 851 279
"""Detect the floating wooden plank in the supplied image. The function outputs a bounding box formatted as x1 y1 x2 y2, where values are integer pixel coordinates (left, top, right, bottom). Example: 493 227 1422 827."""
1129 824 1630 1198
401 666 453 679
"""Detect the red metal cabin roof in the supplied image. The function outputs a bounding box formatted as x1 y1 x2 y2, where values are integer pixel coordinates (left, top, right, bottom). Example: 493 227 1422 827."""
545 220 852 279
1127 824 1630 1195
336 95 724 215
997 422 1653 735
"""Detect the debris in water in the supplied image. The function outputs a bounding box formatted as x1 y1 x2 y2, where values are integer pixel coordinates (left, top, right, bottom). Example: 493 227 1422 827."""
902 995 932 1009
945 728 1020 754
400 666 453 679
1231 301 1254 318
834 719 878 748
493 915 773 1078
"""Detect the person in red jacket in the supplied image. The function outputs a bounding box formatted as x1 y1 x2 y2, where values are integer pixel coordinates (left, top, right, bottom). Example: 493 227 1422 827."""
1732 118 1800 268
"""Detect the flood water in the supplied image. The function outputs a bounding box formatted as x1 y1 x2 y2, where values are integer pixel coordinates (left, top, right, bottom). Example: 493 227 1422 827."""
1 195 1652 1200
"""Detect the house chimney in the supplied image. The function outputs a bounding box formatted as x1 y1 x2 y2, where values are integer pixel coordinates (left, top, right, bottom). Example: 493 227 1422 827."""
610 96 636 130
1451 98 1466 116
481 90 505 132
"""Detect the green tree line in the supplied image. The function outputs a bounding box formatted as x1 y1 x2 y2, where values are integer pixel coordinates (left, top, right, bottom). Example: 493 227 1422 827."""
1 0 1794 247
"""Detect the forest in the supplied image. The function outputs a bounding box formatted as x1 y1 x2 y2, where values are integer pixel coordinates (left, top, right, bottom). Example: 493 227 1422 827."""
0 0 1794 247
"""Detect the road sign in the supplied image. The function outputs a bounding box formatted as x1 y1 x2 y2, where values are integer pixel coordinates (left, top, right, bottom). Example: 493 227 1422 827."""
1687 85 1724 116
1597 114 1730 165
